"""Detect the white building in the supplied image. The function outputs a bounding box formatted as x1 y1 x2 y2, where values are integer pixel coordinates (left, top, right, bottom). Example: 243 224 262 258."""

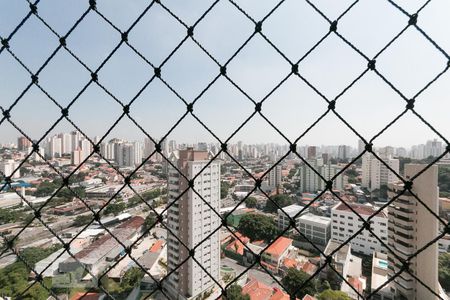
71 148 82 166
268 165 282 189
300 158 322 193
143 137 155 160
297 213 331 246
299 159 344 193
100 141 115 160
361 152 399 191
321 240 365 300
0 159 21 179
331 202 388 256
70 130 82 152
44 135 62 158
425 139 443 158
277 204 307 231
165 149 220 299
132 141 143 165
58 133 72 154
80 139 91 161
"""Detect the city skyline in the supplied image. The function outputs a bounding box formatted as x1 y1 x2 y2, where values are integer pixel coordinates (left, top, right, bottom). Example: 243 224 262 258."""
1 1 450 146
2 131 449 150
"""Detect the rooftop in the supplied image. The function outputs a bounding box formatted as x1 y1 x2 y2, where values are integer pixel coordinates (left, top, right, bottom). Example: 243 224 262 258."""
333 202 387 218
149 240 164 253
265 237 292 257
298 213 331 226
242 279 273 300
278 204 306 218
324 240 350 263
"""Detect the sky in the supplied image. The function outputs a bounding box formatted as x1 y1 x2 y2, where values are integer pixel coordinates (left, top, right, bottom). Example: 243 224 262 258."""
0 0 450 148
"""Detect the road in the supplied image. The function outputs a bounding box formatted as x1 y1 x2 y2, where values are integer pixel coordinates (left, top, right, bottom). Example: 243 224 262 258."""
221 257 282 289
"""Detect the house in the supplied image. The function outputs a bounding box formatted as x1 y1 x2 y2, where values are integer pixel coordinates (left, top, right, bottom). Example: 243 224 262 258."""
261 237 293 274
242 278 292 300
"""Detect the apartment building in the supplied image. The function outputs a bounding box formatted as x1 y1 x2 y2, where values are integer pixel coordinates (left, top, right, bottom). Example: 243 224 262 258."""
268 165 282 189
299 158 344 193
165 148 221 299
361 152 399 191
0 159 20 179
331 202 388 256
387 164 441 300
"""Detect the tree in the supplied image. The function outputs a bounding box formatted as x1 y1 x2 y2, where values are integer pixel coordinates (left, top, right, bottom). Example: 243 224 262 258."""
439 253 450 291
0 245 61 298
264 194 294 213
225 284 250 300
120 267 144 292
221 181 231 199
237 214 277 242
33 181 58 197
73 215 92 227
103 202 126 216
282 268 318 299
143 213 157 231
319 280 331 292
438 166 450 197
317 289 352 300
245 197 257 208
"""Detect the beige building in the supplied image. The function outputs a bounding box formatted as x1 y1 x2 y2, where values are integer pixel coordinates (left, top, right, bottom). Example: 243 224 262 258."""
387 164 441 300
165 149 221 299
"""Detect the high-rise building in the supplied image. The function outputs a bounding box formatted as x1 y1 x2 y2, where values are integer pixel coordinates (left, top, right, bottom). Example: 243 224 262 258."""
358 139 365 155
387 164 441 300
71 131 82 152
0 160 21 179
165 149 220 299
370 156 399 192
45 135 62 158
17 136 32 151
307 146 317 159
268 165 282 189
58 133 72 154
71 148 82 166
80 139 91 161
300 158 322 193
425 139 443 158
337 145 350 161
143 137 155 160
132 141 142 165
361 152 399 191
299 159 344 193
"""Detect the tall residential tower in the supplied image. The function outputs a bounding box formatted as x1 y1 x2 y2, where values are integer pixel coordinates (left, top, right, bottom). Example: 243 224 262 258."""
165 148 221 299
387 164 441 300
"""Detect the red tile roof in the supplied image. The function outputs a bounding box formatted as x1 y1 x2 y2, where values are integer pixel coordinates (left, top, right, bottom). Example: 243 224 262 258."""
226 232 250 255
265 237 292 257
270 289 290 300
150 240 164 252
242 279 273 300
283 258 298 269
300 261 317 275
